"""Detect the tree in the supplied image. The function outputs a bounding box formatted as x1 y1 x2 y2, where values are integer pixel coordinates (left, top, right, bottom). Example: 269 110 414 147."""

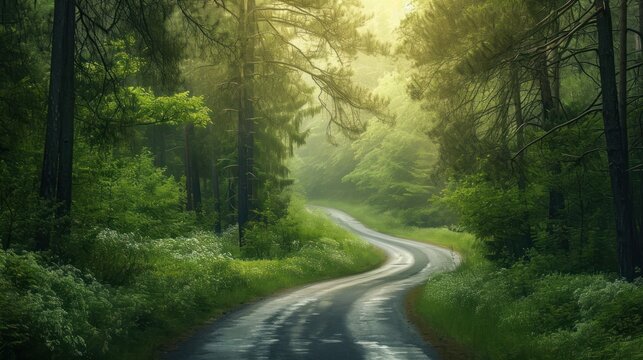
186 0 390 242
400 0 642 275
595 0 636 281
38 0 76 250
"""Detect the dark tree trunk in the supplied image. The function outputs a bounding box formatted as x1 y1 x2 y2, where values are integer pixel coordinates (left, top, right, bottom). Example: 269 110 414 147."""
637 0 643 274
227 173 236 223
185 124 194 211
622 0 642 276
212 158 222 234
512 68 533 251
192 162 202 212
184 123 201 212
537 51 567 250
595 0 636 281
237 0 257 244
152 126 166 167
37 0 76 250
537 52 556 124
56 0 75 234
512 69 527 192
619 0 628 141
550 19 562 106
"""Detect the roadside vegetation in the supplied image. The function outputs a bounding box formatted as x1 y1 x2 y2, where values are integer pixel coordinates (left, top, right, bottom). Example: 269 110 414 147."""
314 200 643 360
1 193 384 359
417 260 643 360
1 1 387 359
309 199 477 260
2 0 643 359
295 0 643 358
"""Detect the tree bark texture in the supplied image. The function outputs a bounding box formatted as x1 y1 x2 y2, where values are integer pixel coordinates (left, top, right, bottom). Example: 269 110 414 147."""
537 51 567 250
184 123 201 212
212 158 222 234
595 0 636 281
237 0 257 245
38 0 76 250
512 69 527 192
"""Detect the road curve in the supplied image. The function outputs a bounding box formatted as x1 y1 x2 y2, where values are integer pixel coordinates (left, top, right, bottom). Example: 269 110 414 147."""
164 207 461 360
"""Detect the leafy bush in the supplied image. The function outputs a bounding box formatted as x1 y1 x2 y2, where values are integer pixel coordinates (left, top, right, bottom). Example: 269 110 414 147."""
441 175 536 263
0 203 384 359
65 230 151 286
73 148 197 239
243 196 317 259
417 259 643 360
0 159 49 251
0 251 119 359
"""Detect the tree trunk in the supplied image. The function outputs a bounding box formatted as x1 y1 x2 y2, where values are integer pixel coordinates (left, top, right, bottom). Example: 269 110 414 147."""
212 157 222 234
622 0 642 276
37 0 76 250
192 162 202 212
537 51 567 250
184 123 201 212
537 52 555 124
619 0 628 141
56 0 75 235
550 18 562 107
637 0 643 274
512 69 527 192
152 126 166 167
184 124 194 211
512 68 533 251
595 0 636 281
227 173 236 223
237 0 257 244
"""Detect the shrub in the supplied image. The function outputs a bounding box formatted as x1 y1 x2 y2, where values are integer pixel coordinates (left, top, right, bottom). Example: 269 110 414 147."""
65 230 151 286
73 148 197 239
417 259 643 360
0 251 119 359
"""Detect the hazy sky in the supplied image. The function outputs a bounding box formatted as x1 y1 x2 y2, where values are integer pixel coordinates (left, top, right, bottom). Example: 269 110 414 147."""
360 0 412 42
349 0 413 89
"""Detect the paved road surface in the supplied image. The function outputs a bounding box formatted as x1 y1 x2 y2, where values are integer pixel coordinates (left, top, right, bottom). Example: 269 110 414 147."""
165 207 460 360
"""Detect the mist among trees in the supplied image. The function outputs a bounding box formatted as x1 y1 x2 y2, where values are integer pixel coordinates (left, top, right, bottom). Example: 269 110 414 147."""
1 0 642 359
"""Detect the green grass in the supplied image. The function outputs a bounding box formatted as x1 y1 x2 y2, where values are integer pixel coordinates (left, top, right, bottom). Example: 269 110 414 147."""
1 204 385 360
415 260 643 360
111 207 386 359
309 198 479 261
312 199 643 360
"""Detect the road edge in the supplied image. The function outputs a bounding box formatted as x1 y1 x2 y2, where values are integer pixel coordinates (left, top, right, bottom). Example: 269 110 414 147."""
404 285 474 360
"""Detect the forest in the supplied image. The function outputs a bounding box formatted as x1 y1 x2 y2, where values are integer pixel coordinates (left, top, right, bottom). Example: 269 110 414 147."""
1 0 642 359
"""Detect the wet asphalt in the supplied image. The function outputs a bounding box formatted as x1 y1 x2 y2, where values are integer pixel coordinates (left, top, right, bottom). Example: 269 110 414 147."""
164 207 460 360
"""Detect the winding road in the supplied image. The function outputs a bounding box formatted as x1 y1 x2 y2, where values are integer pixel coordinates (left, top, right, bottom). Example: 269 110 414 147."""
164 207 460 360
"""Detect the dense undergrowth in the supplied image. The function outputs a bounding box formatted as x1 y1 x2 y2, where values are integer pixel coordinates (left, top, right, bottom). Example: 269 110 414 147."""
317 199 643 360
417 259 643 360
0 202 384 359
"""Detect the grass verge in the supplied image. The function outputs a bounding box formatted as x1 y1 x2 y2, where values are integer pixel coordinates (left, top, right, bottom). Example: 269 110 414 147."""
311 200 643 360
113 206 387 359
308 198 478 261
0 204 385 359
